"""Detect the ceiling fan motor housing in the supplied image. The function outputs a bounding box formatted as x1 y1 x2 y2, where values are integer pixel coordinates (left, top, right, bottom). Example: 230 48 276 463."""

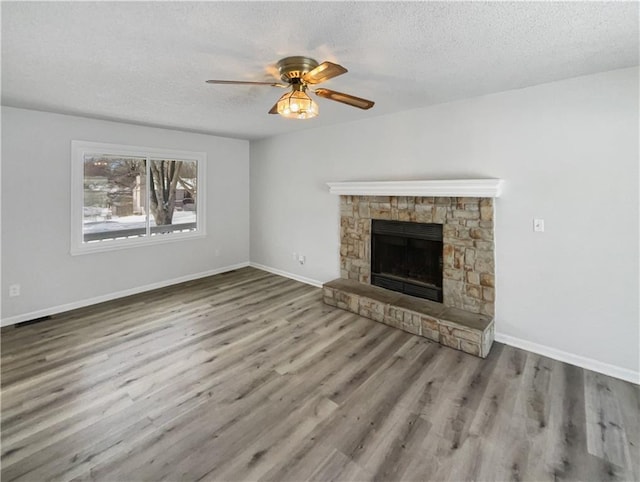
277 56 319 82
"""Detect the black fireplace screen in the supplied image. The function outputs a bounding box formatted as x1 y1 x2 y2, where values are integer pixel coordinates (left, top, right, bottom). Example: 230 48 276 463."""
371 220 443 302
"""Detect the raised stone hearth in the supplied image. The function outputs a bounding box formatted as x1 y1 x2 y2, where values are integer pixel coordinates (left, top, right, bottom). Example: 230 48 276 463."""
323 278 494 358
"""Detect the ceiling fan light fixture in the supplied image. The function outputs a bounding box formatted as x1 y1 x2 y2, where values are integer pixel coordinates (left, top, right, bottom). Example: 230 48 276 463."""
276 86 318 120
207 56 374 118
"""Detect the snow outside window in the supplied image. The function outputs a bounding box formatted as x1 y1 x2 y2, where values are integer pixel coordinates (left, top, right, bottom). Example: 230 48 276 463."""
71 141 206 255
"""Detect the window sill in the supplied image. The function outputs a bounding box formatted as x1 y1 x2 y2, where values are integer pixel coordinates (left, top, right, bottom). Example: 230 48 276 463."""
70 230 206 256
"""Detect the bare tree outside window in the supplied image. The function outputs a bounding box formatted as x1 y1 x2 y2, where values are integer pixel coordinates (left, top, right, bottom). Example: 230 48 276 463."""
81 154 198 243
148 159 198 229
72 141 206 255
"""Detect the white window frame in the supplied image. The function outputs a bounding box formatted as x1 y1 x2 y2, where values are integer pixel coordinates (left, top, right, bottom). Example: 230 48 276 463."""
71 140 206 255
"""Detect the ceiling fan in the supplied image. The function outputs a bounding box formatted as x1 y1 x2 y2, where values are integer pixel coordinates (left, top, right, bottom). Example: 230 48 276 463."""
206 56 375 119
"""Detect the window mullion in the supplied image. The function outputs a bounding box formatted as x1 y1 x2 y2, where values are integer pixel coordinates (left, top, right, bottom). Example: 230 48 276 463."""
146 156 151 238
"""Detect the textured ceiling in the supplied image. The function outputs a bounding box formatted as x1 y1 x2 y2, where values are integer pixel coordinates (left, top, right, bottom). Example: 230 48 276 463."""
2 1 638 140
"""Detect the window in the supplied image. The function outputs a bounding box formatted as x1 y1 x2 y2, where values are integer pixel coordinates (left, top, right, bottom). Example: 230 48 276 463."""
71 141 206 254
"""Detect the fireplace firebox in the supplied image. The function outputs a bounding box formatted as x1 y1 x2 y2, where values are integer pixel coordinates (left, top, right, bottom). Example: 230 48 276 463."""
371 219 443 302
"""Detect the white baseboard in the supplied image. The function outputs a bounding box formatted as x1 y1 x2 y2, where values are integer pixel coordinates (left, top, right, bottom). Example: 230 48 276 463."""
0 262 250 327
495 332 639 385
249 262 324 288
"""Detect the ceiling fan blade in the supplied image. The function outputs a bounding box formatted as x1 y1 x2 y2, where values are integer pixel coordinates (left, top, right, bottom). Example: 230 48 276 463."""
206 80 288 88
314 88 375 110
302 62 347 84
268 102 279 115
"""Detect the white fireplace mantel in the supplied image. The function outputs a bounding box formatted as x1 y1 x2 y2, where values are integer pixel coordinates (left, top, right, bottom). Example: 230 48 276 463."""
326 179 504 198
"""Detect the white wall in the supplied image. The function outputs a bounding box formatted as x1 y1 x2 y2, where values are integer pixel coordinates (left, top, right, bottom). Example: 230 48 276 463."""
250 67 639 379
1 107 250 323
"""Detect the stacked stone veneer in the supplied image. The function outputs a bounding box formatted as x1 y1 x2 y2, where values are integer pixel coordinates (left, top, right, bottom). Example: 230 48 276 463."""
340 195 495 317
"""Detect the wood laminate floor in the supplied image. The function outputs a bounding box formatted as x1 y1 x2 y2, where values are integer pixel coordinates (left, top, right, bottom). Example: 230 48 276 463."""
1 267 638 482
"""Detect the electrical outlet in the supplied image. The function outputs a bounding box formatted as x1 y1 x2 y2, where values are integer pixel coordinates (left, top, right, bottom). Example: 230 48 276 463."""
298 255 306 265
9 284 21 297
533 218 545 232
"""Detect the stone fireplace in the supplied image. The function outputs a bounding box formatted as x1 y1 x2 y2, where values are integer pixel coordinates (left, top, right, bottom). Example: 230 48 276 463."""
322 179 502 358
339 195 495 317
